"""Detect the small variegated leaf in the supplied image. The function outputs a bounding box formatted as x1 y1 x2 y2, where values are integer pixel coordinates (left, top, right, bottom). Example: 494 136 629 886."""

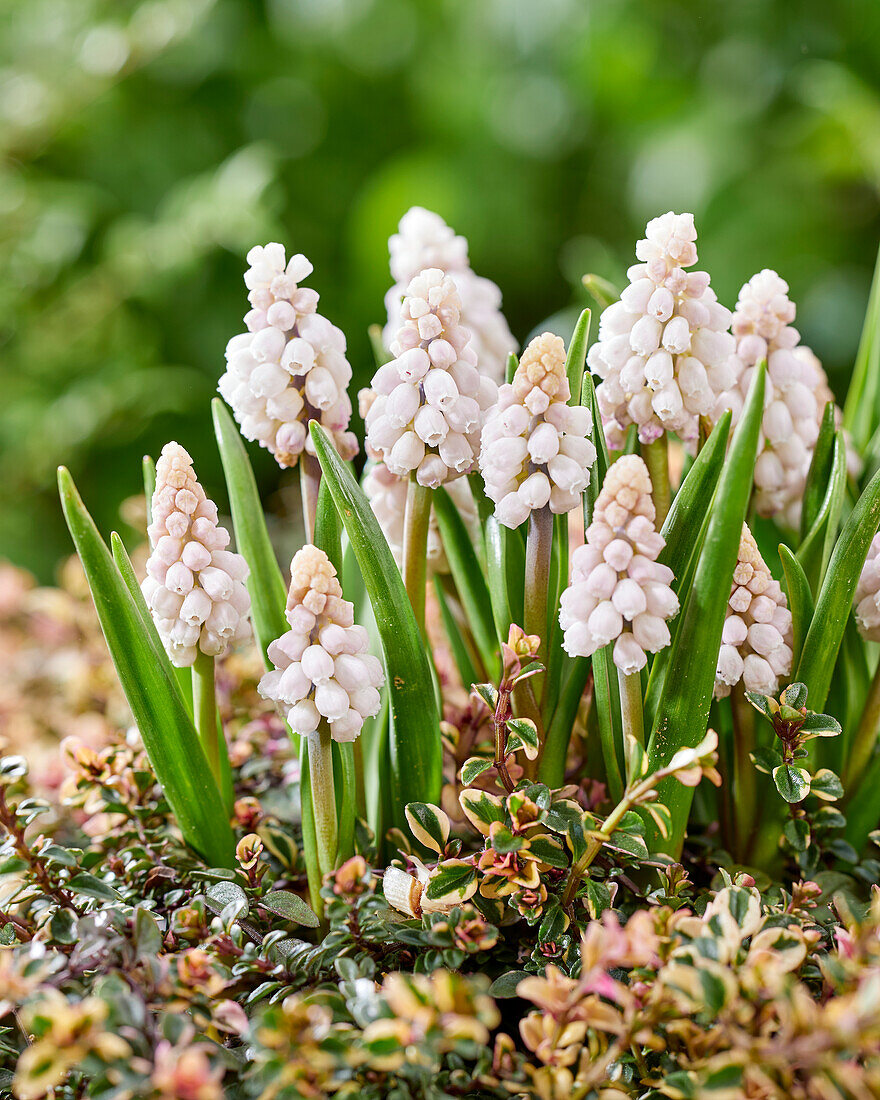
745 691 775 720
424 859 478 904
750 747 783 775
473 683 499 711
606 829 649 860
538 904 570 941
780 682 808 710
645 802 672 840
460 756 494 787
489 823 523 854
505 717 539 760
459 789 506 836
405 802 451 855
810 768 844 802
773 764 811 804
799 712 842 739
783 817 811 852
525 835 568 869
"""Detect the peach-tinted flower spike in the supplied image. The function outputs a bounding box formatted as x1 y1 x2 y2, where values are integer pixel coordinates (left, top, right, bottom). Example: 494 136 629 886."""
589 211 735 451
258 545 384 743
714 524 793 698
219 243 358 469
365 267 497 488
142 442 251 667
559 455 679 674
384 206 516 385
713 269 821 521
480 332 596 528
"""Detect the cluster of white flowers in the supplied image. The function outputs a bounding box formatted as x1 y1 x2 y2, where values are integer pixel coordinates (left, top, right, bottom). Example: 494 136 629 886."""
143 443 251 667
384 206 516 384
219 244 358 468
855 533 880 643
559 455 679 673
258 545 384 743
364 268 497 487
589 212 736 450
713 269 820 519
362 461 477 573
714 524 793 697
479 333 596 528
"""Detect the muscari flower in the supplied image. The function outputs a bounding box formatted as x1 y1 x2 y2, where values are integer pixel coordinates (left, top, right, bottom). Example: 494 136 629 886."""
559 455 678 674
714 524 793 698
589 211 736 449
384 206 516 385
142 443 251 667
855 533 880 642
713 269 820 519
219 243 358 468
365 268 497 487
258 546 384 742
479 332 596 528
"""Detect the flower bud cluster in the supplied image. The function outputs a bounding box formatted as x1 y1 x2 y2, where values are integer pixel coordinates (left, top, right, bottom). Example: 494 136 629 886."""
855 533 880 643
362 461 477 573
589 212 736 449
479 333 596 528
559 455 678 673
143 443 251 667
713 270 820 518
715 524 792 697
365 268 497 487
258 546 384 742
384 206 516 384
219 243 358 468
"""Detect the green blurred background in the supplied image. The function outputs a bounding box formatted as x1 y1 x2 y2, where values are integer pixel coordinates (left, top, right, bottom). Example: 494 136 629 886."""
3 0 880 580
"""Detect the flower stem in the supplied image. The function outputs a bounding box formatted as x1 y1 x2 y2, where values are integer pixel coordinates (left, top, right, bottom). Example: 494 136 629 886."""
731 683 758 861
643 435 671 526
525 504 553 691
403 477 432 635
846 659 880 788
192 652 221 788
300 452 321 543
618 665 644 769
308 723 338 880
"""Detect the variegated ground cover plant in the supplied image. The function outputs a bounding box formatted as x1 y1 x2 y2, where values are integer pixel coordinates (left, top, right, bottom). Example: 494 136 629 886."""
3 209 880 1097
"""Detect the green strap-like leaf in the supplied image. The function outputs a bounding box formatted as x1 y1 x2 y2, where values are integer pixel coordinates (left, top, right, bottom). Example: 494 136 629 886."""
796 464 880 711
800 403 837 542
564 308 592 404
433 485 499 678
778 544 814 667
309 423 441 824
658 410 731 585
58 468 234 868
796 429 847 594
433 575 480 690
843 241 880 452
645 363 767 855
212 398 287 667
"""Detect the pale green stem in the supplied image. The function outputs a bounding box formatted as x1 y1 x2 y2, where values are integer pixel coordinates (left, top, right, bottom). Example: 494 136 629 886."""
560 790 634 908
192 652 220 787
643 436 671 526
731 683 758 861
307 722 338 880
524 504 553 688
403 478 431 635
846 660 880 788
618 665 644 770
300 452 321 543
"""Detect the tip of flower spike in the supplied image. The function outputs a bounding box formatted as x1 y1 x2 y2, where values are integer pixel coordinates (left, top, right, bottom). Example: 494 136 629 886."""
287 545 343 610
513 333 567 408
595 455 655 525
